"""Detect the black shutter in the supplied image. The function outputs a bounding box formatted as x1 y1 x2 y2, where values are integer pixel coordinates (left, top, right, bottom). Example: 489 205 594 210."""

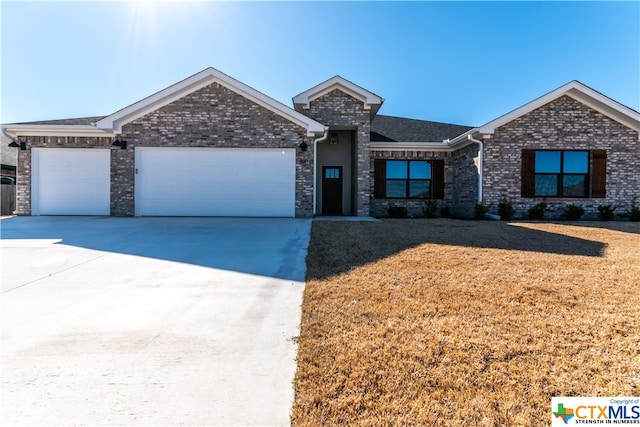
432 160 445 199
591 150 607 198
374 159 386 199
521 150 535 197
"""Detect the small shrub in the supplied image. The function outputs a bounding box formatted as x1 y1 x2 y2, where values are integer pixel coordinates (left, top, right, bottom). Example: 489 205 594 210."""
563 203 585 220
528 202 548 220
423 200 439 218
440 205 451 218
597 204 616 221
629 196 640 222
497 197 516 220
387 205 408 218
474 202 490 220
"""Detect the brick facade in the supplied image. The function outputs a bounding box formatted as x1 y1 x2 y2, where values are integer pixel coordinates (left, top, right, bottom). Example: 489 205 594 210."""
10 79 639 220
370 150 454 217
450 143 480 218
16 82 315 217
121 82 314 217
482 96 640 219
299 89 372 216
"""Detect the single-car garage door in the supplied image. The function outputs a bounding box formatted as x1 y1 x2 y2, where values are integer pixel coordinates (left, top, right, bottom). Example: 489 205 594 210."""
32 148 111 215
135 147 296 217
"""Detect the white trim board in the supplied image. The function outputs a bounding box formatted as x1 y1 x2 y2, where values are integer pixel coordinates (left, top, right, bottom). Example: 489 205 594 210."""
478 81 640 138
97 67 326 137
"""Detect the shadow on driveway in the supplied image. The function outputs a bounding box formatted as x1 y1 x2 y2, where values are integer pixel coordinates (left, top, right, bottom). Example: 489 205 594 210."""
0 216 311 282
1 216 312 426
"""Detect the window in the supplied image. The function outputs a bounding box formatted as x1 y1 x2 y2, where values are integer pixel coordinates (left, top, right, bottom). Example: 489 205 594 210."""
324 167 340 179
521 150 607 198
533 150 588 197
374 159 445 199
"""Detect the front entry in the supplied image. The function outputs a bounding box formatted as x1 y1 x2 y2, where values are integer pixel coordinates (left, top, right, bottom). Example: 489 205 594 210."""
322 166 343 215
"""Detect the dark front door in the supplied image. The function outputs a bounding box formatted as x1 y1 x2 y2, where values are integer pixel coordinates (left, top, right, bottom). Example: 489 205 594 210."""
322 166 343 215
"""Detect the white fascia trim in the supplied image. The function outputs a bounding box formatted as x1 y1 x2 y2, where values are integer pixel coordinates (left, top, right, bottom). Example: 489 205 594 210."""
370 141 454 152
478 81 640 137
97 67 325 137
293 76 383 111
447 128 480 149
308 84 371 110
3 125 115 138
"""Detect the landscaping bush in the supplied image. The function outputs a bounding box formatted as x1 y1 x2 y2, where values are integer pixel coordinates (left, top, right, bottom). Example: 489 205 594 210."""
628 196 640 222
422 200 439 218
563 203 585 220
440 205 451 218
497 197 516 220
528 202 548 220
387 205 408 218
474 202 490 220
597 204 616 221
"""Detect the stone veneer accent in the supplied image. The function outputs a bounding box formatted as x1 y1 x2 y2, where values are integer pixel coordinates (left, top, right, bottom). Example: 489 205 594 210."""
15 136 114 215
298 89 371 216
482 95 640 219
370 150 454 217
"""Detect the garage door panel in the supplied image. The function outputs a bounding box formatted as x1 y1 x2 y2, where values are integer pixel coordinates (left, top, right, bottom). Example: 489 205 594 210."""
136 148 295 217
34 149 110 215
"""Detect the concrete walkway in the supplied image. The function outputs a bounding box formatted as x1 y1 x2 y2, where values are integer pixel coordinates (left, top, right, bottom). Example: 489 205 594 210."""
1 216 311 426
312 215 380 222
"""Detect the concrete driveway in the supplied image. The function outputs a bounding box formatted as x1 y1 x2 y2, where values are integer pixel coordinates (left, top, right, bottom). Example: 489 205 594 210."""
0 216 311 426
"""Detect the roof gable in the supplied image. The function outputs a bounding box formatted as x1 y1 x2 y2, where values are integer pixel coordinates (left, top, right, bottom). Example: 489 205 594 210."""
97 67 325 136
292 76 383 118
478 81 640 138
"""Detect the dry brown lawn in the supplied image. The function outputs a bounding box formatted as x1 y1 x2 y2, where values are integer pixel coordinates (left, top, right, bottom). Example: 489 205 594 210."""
292 219 640 426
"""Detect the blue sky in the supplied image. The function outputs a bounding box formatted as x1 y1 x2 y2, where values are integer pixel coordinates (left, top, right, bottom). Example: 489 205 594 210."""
1 1 638 127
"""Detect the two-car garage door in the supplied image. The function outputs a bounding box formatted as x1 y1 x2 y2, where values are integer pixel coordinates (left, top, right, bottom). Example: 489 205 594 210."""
31 147 296 217
135 147 296 217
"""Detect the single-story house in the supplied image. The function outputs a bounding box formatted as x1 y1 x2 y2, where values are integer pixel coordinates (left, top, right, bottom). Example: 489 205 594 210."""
3 67 639 218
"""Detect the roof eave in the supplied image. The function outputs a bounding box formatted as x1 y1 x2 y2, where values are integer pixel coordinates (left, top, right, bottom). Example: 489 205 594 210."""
370 141 454 152
97 67 325 137
478 81 640 139
292 76 384 119
446 128 481 149
2 124 115 138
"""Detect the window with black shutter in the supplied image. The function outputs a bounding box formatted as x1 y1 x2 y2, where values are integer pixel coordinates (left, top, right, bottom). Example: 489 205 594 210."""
373 159 444 199
521 149 605 198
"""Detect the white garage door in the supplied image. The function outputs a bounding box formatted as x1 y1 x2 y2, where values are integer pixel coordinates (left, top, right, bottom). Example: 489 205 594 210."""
32 148 111 215
135 147 296 217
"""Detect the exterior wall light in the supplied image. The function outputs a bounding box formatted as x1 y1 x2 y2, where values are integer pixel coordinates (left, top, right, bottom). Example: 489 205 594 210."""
112 139 127 149
8 139 26 150
299 141 308 152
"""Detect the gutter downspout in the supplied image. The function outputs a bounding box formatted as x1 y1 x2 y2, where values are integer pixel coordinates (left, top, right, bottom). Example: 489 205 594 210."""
2 126 16 142
467 134 483 203
312 127 330 216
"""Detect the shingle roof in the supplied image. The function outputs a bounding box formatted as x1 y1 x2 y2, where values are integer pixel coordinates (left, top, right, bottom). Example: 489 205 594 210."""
371 115 472 142
8 114 473 143
8 116 106 126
